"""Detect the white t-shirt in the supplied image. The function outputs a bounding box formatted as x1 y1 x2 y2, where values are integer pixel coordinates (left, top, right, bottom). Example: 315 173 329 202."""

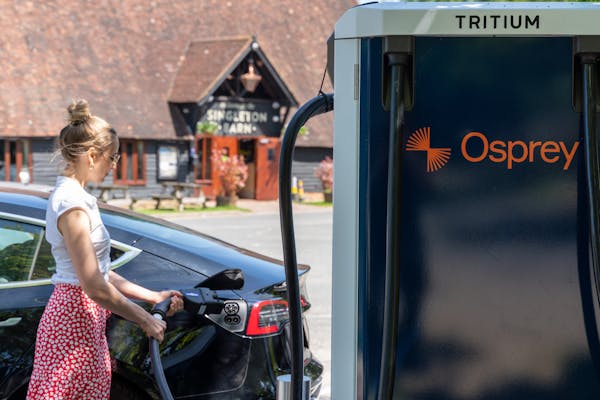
46 176 111 285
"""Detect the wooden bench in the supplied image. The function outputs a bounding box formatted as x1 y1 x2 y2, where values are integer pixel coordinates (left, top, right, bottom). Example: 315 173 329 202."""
161 181 209 211
151 194 177 210
129 196 143 210
93 184 130 202
182 196 207 209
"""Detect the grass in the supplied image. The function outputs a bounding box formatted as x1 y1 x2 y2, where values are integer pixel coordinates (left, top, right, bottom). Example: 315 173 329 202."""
137 205 251 215
300 201 333 207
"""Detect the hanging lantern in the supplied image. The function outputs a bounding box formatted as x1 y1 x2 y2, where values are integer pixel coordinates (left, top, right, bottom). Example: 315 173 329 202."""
241 64 262 93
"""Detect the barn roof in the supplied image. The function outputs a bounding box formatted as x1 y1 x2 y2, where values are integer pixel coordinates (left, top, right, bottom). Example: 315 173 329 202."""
0 0 354 147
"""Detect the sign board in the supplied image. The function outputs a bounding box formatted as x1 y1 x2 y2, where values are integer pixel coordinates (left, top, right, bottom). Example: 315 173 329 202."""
198 100 281 137
157 145 178 180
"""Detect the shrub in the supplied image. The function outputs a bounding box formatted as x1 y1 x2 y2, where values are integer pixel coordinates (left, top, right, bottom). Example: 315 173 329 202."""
196 121 218 135
210 149 248 199
314 156 333 193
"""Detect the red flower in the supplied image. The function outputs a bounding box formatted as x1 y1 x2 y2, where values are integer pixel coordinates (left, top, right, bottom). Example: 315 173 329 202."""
314 156 333 193
210 149 249 197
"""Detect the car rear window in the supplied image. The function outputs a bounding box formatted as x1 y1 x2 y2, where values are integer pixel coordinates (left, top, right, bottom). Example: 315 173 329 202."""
101 209 219 252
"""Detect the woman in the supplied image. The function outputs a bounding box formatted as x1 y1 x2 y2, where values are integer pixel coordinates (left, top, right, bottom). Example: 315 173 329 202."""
27 100 183 399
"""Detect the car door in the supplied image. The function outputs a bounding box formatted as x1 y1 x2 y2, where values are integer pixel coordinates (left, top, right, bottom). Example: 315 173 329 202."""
0 213 54 397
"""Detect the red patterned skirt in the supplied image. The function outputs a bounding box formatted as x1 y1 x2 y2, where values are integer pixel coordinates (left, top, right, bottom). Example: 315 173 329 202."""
27 284 112 400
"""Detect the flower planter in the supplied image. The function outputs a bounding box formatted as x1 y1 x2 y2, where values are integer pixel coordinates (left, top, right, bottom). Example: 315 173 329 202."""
216 195 237 207
211 149 248 207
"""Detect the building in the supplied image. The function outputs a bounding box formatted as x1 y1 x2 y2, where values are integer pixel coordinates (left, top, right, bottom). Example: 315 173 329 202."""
0 0 354 198
168 36 297 200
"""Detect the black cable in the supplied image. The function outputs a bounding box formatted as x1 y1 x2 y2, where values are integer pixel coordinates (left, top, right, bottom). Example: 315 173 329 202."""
319 65 328 95
279 92 334 400
377 54 407 400
149 299 174 400
581 54 600 381
583 57 600 307
150 336 173 400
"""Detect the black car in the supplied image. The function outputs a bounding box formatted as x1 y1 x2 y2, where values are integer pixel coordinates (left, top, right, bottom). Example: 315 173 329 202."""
0 184 322 399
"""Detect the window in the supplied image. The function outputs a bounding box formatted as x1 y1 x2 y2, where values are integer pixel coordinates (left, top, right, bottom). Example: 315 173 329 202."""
0 213 142 288
0 218 54 283
0 139 32 182
115 140 146 185
194 136 212 180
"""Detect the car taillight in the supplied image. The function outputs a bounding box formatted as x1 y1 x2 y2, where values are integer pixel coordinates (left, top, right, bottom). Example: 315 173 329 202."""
245 294 311 337
246 274 312 337
246 300 289 336
299 273 311 312
300 295 310 309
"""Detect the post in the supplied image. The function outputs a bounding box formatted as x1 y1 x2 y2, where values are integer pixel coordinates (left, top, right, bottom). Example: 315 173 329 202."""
276 375 310 400
297 179 304 202
292 176 298 201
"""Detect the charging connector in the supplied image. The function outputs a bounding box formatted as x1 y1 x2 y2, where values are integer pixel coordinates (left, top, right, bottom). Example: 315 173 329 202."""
180 288 224 315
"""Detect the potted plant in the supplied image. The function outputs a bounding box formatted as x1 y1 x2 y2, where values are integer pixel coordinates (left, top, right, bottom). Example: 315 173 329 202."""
196 121 219 135
210 149 248 206
314 156 333 203
281 124 309 137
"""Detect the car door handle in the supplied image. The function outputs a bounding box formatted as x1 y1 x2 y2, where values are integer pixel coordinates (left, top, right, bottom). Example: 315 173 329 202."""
0 317 22 327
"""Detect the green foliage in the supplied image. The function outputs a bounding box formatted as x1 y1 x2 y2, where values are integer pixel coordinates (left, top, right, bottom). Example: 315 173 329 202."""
298 126 309 137
314 156 334 193
0 238 56 282
0 225 55 282
31 239 56 279
211 149 249 197
0 240 35 281
138 205 250 214
303 201 333 207
281 124 309 137
196 121 219 135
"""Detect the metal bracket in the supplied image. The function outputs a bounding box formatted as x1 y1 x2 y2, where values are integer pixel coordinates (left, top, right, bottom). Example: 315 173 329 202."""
383 36 415 111
326 32 335 86
573 36 600 113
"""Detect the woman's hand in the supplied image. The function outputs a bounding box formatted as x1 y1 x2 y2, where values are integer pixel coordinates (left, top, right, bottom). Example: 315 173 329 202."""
140 313 167 342
155 290 184 317
140 291 182 342
138 291 182 342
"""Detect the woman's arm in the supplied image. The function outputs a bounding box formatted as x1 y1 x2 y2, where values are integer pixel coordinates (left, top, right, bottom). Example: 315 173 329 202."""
109 271 183 315
58 208 167 341
108 271 161 303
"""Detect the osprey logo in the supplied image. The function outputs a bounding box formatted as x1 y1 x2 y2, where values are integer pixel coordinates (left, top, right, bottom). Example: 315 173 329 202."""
406 127 451 172
406 127 580 172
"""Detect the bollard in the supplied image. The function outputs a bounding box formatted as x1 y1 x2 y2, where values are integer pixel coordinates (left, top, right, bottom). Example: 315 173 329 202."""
297 179 304 202
292 176 298 201
276 374 310 400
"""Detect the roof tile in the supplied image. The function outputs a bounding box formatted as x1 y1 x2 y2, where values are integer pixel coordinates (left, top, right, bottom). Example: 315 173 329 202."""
168 37 252 103
0 0 355 146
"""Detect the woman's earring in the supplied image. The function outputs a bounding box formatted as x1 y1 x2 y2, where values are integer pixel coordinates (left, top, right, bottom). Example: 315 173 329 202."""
89 162 94 170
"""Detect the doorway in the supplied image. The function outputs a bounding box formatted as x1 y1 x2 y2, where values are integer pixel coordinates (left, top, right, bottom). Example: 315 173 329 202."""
194 136 280 200
238 139 256 199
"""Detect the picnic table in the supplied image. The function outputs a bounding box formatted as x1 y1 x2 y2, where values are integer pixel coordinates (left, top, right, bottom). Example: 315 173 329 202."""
88 184 130 202
156 181 208 211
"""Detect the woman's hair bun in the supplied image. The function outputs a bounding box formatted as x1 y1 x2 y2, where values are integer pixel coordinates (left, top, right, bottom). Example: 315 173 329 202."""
67 99 91 125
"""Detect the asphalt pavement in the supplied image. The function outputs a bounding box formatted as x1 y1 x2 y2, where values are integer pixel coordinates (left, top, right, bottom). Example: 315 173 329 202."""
161 199 334 399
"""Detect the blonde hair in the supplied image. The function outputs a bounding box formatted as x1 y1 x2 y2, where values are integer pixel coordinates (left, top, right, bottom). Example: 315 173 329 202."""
55 100 117 173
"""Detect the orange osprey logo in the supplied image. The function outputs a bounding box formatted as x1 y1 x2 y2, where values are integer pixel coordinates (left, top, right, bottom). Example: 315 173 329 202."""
406 127 452 172
461 131 579 170
406 127 580 172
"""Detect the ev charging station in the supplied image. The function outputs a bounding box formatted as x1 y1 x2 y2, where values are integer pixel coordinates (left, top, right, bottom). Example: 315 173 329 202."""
330 2 600 399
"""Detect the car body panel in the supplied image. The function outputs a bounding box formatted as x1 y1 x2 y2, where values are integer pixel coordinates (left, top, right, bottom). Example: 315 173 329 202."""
0 184 321 399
